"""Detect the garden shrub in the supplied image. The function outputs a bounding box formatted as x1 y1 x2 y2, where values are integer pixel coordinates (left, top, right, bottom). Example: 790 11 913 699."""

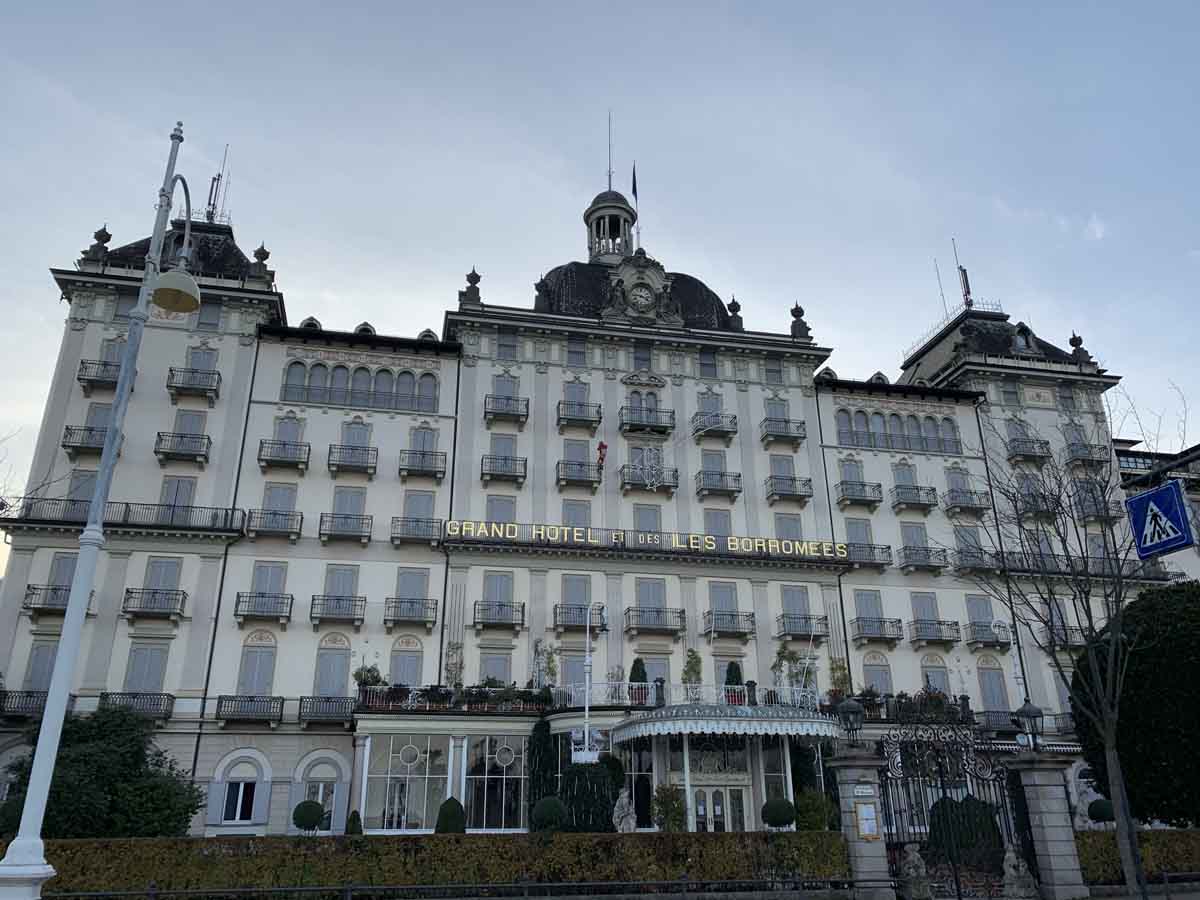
344 810 363 835
291 801 325 833
561 763 617 832
1087 799 1114 822
1076 830 1200 883
762 797 796 829
652 784 686 833
434 797 466 833
793 790 835 831
531 796 568 833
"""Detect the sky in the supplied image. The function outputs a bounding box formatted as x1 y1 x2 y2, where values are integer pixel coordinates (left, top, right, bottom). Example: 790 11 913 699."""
0 2 1197 568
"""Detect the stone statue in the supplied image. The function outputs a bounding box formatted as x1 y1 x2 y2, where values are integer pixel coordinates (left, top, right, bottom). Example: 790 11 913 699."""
897 843 932 900
612 787 637 833
1002 847 1037 899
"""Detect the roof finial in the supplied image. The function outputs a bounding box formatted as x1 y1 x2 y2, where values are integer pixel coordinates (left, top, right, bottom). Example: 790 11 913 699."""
607 110 614 192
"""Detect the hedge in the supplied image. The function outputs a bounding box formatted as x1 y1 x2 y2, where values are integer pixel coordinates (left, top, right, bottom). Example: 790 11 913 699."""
1077 830 1200 884
7 832 848 893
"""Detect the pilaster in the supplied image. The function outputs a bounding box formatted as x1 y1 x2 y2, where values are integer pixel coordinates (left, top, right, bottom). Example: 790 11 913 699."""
827 751 896 900
177 553 225 696
1009 752 1088 900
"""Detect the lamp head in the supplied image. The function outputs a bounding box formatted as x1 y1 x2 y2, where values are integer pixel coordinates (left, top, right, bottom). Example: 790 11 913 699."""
152 267 202 313
1014 699 1045 738
838 696 865 736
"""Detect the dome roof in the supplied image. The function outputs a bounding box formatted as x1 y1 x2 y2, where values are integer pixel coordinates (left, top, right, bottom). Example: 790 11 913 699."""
588 190 632 208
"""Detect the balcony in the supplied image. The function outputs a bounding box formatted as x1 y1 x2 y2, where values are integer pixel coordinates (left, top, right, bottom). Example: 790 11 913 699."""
845 543 892 569
310 595 366 630
944 489 990 517
835 481 883 511
1016 491 1055 521
77 359 121 395
1041 624 1088 650
953 548 1000 573
0 498 243 536
765 475 813 506
691 411 738 445
98 692 175 720
1 692 49 719
122 588 186 622
280 384 438 413
557 400 602 434
166 367 220 406
1006 438 1051 464
974 710 1019 734
484 394 529 429
849 617 903 648
1075 496 1123 523
965 621 1012 651
328 444 378 479
62 425 108 460
299 696 354 728
898 546 950 574
553 603 606 633
154 432 210 467
556 460 601 491
22 585 70 617
702 610 756 639
890 485 938 514
473 601 524 633
390 517 443 547
618 464 679 496
618 406 675 435
760 417 806 450
398 450 447 482
234 592 294 628
246 509 303 543
319 513 372 545
775 613 829 643
695 470 742 499
1066 443 1109 468
624 606 686 637
481 454 527 485
258 439 310 473
908 619 961 648
384 598 437 633
216 695 284 727
1049 712 1076 735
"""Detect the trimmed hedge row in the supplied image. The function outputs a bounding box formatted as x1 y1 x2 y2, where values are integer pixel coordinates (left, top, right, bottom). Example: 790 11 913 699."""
13 832 849 893
1077 830 1200 884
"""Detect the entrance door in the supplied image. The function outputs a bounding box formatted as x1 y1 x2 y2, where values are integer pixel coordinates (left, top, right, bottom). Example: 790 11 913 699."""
693 786 747 832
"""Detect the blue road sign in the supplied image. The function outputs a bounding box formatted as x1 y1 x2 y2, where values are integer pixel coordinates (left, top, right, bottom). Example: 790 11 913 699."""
1125 479 1195 560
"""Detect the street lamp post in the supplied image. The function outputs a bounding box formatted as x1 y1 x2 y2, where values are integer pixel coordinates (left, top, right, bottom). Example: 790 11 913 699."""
576 601 608 764
0 121 200 900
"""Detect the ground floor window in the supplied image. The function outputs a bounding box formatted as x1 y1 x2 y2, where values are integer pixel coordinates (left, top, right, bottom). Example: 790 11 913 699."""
621 736 654 828
305 780 336 831
365 734 450 830
761 735 788 800
465 734 527 830
223 781 255 822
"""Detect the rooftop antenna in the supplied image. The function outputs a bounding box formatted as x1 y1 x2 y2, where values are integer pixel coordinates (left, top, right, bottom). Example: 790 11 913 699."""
934 258 948 315
205 144 230 223
633 159 640 249
219 149 231 220
952 237 972 307
606 110 614 191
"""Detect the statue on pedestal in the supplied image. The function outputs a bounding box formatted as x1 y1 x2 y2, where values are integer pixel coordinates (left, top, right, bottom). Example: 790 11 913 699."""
897 843 932 900
612 786 637 833
1002 847 1038 899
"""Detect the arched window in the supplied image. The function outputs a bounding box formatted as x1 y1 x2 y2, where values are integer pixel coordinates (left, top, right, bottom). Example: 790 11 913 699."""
643 391 658 411
853 411 869 447
921 654 950 696
411 426 436 453
862 652 893 694
418 373 438 412
390 636 423 687
940 417 960 453
284 362 307 402
314 633 351 697
905 415 922 450
397 371 416 409
836 409 852 444
354 322 375 335
308 364 328 404
628 390 642 409
330 366 350 405
922 416 940 451
342 417 370 447
888 414 904 440
870 412 887 448
275 413 301 444
300 316 321 329
977 655 1010 714
350 367 372 407
373 369 394 408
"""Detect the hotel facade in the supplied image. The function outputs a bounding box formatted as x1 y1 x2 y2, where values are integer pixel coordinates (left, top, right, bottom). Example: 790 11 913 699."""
1 188 1196 836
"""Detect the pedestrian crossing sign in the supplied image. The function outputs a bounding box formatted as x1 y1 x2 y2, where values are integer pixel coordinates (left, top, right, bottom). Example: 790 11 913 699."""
1126 479 1195 560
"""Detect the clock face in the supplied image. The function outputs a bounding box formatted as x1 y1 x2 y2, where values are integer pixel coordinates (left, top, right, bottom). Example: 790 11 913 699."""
629 284 655 313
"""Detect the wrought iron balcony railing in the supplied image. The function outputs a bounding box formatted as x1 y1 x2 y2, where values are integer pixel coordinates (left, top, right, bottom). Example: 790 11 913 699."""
835 481 883 508
1074 497 1123 522
77 359 121 394
246 509 303 541
691 411 738 440
1006 438 1051 463
483 394 529 426
390 516 443 545
123 588 186 619
0 692 50 718
1016 491 1056 519
62 425 108 458
898 546 950 571
257 439 311 471
556 400 602 432
299 696 354 725
23 584 70 613
279 384 438 413
890 485 938 511
965 621 1012 649
473 601 524 629
0 498 243 533
974 710 1019 732
775 613 830 641
154 432 210 464
98 692 175 719
953 548 999 571
759 417 806 447
618 406 675 433
907 619 961 645
166 367 220 404
618 464 679 494
624 606 686 634
553 604 606 631
397 450 447 481
311 595 367 626
481 454 527 483
384 598 438 630
1066 443 1109 467
837 430 963 455
319 513 372 544
215 695 284 725
327 444 378 476
234 592 294 624
556 460 602 488
695 470 742 497
764 475 813 504
702 610 755 636
849 617 904 643
1041 624 1088 649
845 543 892 567
944 488 990 515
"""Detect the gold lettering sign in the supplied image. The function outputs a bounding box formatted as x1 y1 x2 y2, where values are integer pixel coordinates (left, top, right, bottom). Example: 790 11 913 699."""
444 520 848 563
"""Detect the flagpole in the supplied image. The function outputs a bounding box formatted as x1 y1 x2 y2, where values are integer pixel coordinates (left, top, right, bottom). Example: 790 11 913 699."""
632 161 640 249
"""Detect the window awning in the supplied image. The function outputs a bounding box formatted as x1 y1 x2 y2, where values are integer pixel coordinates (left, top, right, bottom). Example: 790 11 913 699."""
610 703 841 744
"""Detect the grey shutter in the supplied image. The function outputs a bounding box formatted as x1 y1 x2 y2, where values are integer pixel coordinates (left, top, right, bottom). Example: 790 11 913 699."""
253 563 286 594
979 668 1010 711
206 781 226 826
634 505 661 532
775 514 803 540
710 583 736 612
966 595 993 623
864 664 893 694
325 566 357 596
334 487 365 516
955 525 981 550
125 645 167 692
175 409 206 434
250 778 271 825
146 558 182 590
390 651 422 686
343 421 369 446
159 476 196 506
564 440 589 463
637 579 664 609
901 522 928 548
845 519 872 544
238 647 276 695
50 553 78 585
412 428 436 452
782 586 809 616
316 649 350 696
403 492 435 519
894 464 916 486
564 382 588 404
924 667 951 695
24 642 58 691
947 469 969 492
188 347 217 369
854 590 883 619
275 417 301 442
769 455 794 477
701 449 724 471
490 433 516 457
263 484 296 511
911 593 938 620
68 470 96 500
331 781 351 833
765 399 787 420
397 568 429 598
85 403 112 429
840 458 863 481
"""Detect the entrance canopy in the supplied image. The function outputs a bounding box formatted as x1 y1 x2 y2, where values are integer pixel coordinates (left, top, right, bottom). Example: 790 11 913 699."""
611 703 840 744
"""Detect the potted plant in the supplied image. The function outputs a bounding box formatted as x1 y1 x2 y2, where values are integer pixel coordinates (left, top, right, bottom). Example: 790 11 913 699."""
629 657 649 705
682 649 703 701
723 660 744 703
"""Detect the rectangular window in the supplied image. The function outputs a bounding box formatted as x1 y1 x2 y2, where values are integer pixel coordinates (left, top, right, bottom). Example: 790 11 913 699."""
315 647 351 696
144 557 182 591
1058 386 1076 411
634 344 652 372
839 458 864 482
480 654 512 684
483 571 514 605
252 561 287 594
561 654 585 687
113 295 136 321
708 582 737 612
764 356 783 384
159 476 196 509
24 641 59 691
464 735 527 830
496 331 518 361
85 403 112 429
324 565 358 596
223 782 256 823
703 508 732 536
698 393 722 414
954 525 982 550
563 438 589 463
863 664 893 695
390 650 422 687
1001 380 1021 406
643 657 669 685
237 645 276 695
901 522 929 548
396 568 430 599
966 594 993 623
854 589 883 619
403 491 435 520
781 585 810 615
196 301 221 331
769 455 795 478
775 513 803 540
893 464 916 486
174 409 206 435
100 338 125 363
124 644 169 694
979 668 1010 711
946 468 970 492
333 486 366 516
562 574 590 607
698 349 718 379
49 552 78 588
633 504 661 532
845 518 873 545
304 781 336 832
635 578 665 608
486 495 516 523
187 347 218 370
765 398 788 420
263 483 297 512
910 592 938 620
700 449 725 472
566 338 587 367
564 382 588 405
490 433 517 458
562 499 590 527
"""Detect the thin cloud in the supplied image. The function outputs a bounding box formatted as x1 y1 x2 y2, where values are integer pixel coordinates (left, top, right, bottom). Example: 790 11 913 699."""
1084 213 1108 241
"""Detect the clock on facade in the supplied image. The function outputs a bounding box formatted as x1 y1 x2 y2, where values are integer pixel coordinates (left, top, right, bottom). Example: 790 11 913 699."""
628 284 655 314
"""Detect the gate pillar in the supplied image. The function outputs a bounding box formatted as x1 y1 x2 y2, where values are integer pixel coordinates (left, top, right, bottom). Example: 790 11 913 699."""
1008 752 1087 900
828 750 896 900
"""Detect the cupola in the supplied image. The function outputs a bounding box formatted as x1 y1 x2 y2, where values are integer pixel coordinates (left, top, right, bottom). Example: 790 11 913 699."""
583 190 637 263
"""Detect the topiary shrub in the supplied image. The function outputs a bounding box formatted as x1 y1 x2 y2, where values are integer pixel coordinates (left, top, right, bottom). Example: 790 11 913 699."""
598 752 625 793
531 796 568 833
562 763 617 832
793 790 835 831
762 797 796 829
1088 798 1115 822
725 661 744 686
434 797 466 833
528 717 556 814
344 809 363 835
292 800 325 834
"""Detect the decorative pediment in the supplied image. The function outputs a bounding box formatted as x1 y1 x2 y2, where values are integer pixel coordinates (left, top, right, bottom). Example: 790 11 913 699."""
621 372 667 388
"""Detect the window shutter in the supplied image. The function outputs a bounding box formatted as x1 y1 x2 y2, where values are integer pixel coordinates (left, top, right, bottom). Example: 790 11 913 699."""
332 781 351 833
911 593 938 620
854 590 883 620
206 781 226 825
24 643 58 691
250 778 272 825
781 586 809 616
966 595 993 623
